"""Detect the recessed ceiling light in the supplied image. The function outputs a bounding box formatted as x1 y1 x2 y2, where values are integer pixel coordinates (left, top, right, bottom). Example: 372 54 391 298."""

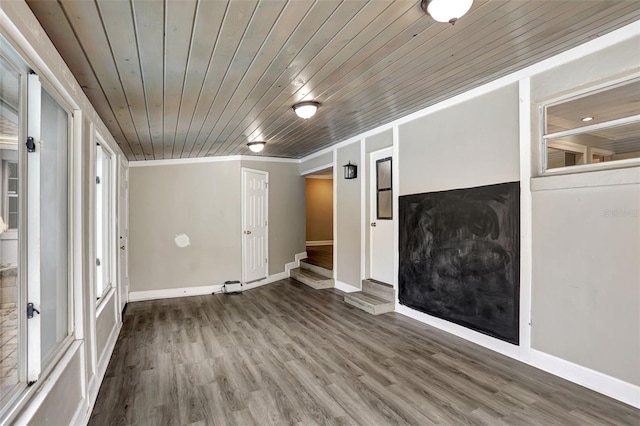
247 141 266 153
421 0 474 25
292 101 320 119
581 116 594 122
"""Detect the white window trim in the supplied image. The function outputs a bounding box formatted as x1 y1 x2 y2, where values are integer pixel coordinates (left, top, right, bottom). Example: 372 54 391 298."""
540 113 640 176
95 133 116 309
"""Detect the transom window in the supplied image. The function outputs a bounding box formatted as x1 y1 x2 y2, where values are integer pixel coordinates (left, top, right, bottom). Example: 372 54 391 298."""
541 78 640 173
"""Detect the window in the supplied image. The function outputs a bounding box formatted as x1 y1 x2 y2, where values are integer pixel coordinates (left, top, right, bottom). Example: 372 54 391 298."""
0 38 72 412
541 78 640 173
0 50 22 406
96 141 113 301
376 157 392 219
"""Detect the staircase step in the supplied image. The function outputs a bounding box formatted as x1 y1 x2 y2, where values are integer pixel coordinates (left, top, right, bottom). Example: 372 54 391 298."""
344 292 394 315
290 267 334 290
300 259 333 279
362 279 395 302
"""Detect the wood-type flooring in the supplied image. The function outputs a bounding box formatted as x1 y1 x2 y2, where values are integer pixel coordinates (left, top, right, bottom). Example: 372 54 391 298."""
89 279 639 425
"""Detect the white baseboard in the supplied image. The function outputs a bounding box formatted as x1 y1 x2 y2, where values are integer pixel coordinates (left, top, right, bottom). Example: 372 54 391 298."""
129 285 223 302
129 252 308 302
243 271 288 291
334 280 360 293
395 303 639 408
395 304 520 360
305 240 333 246
529 349 640 408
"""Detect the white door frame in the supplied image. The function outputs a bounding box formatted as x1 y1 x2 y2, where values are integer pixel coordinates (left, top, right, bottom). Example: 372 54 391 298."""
241 167 269 283
116 157 128 318
369 147 394 284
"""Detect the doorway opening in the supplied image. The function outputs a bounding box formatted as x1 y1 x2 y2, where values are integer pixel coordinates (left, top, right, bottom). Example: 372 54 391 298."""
305 168 333 271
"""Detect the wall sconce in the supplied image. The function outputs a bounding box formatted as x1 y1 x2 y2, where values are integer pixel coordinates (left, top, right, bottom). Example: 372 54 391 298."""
343 162 357 179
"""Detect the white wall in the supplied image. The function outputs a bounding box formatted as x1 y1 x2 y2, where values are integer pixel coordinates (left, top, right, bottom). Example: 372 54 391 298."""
336 141 363 289
128 157 305 300
531 174 640 386
398 84 520 196
528 35 640 389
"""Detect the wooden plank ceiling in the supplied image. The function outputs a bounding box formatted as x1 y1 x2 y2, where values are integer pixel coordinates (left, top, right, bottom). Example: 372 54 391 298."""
25 0 640 161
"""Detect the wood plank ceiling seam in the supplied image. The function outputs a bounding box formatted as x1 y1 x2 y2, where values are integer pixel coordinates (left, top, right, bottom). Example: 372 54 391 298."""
202 0 347 158
181 0 261 159
31 0 136 159
24 0 640 160
215 0 419 157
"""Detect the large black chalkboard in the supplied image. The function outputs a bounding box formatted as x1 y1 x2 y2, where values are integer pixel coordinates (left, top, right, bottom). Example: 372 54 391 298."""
399 182 520 344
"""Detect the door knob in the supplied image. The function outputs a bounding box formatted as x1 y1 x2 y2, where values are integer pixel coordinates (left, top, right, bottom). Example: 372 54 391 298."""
120 246 125 250
371 222 377 227
245 230 252 235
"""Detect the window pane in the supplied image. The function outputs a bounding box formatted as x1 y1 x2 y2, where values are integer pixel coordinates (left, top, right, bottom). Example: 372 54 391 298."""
376 158 391 190
40 89 68 364
102 151 111 294
546 79 640 134
377 191 392 220
546 121 640 170
0 54 21 401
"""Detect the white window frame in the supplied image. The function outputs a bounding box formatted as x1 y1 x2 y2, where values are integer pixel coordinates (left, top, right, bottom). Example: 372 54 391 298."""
26 74 76 382
95 134 116 305
539 76 640 176
0 31 81 424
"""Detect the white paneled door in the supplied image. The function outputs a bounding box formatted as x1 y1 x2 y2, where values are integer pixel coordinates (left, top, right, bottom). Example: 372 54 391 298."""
242 169 268 283
370 148 394 285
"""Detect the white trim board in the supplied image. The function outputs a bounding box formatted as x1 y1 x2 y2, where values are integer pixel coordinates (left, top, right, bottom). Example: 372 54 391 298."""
396 303 640 408
301 163 334 176
129 154 299 168
305 240 333 246
129 251 306 302
529 349 640 408
395 305 521 360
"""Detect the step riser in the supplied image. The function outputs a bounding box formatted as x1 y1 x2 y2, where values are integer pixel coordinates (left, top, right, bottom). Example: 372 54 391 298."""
362 280 395 302
300 260 333 279
344 294 394 315
290 269 334 290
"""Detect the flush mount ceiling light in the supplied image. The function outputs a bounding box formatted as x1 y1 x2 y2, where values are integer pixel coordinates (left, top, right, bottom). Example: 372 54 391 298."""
421 0 473 25
292 101 320 119
247 141 266 153
581 116 594 122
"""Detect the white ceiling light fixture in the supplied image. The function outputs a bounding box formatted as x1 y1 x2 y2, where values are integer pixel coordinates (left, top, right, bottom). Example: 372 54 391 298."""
581 116 594 122
421 0 473 25
247 141 266 153
292 101 320 119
